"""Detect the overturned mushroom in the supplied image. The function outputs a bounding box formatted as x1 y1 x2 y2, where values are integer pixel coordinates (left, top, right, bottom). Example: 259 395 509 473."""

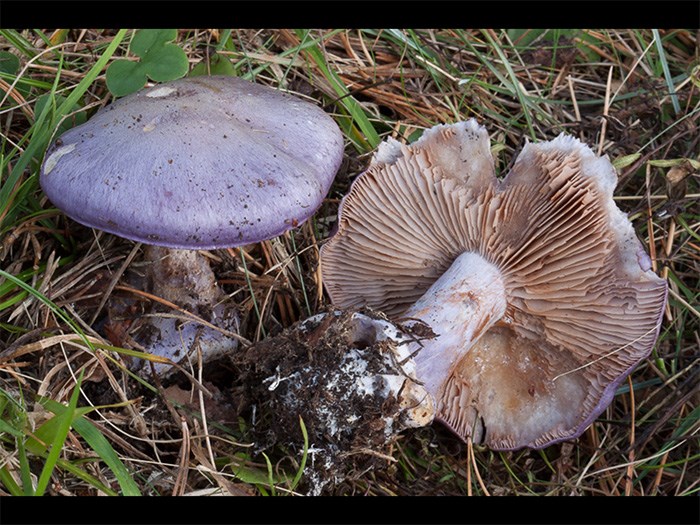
321 120 667 450
40 75 344 374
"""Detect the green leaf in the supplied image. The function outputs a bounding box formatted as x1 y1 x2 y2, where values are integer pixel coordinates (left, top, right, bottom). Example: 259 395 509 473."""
105 60 147 98
130 29 177 57
0 50 32 103
649 158 690 168
190 53 236 77
612 153 641 170
143 44 189 82
229 452 285 486
106 29 188 97
0 50 19 74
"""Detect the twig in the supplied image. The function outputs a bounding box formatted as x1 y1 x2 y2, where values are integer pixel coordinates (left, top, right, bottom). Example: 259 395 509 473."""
597 66 614 156
172 417 191 496
624 375 636 496
89 242 142 325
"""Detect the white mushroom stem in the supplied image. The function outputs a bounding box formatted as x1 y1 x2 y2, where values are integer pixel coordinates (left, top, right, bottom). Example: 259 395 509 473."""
144 246 223 310
135 245 239 376
403 251 507 399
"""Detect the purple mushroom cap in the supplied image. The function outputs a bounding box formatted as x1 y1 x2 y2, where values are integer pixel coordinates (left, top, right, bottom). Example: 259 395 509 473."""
40 76 344 249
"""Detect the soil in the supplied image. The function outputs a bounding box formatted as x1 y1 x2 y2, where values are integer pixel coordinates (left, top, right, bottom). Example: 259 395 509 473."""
222 308 434 495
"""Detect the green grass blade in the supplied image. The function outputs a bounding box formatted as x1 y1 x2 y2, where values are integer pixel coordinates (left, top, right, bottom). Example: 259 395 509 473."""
239 248 266 339
676 215 700 244
482 31 537 138
53 30 128 127
0 417 24 437
0 30 128 231
41 398 141 496
665 269 697 305
652 29 681 115
0 30 37 58
262 452 276 496
289 233 312 317
640 106 700 152
295 29 380 152
0 268 94 350
498 451 538 495
0 388 34 494
0 257 73 310
32 454 118 496
289 415 309 491
33 369 84 495
215 29 233 52
670 405 700 441
0 465 23 495
72 418 141 495
16 437 34 495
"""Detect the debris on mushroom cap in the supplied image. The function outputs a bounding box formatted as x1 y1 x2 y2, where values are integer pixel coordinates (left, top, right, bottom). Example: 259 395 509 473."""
40 75 344 249
321 120 668 450
227 309 435 495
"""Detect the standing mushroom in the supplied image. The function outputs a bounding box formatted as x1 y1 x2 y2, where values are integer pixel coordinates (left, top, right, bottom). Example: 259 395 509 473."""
40 75 344 374
321 120 667 450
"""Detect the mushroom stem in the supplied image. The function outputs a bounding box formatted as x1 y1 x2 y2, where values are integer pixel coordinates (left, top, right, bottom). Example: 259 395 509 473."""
403 251 507 399
144 246 223 310
132 245 238 375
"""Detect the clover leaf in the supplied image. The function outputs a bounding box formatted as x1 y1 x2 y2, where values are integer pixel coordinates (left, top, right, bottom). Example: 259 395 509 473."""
106 29 188 97
0 51 32 106
189 53 236 77
0 51 20 76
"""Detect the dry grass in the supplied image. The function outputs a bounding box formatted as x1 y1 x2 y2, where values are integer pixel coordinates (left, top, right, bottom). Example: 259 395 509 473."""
0 29 698 504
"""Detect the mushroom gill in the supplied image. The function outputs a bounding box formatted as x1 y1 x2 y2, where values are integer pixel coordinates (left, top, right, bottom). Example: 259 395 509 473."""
321 120 667 450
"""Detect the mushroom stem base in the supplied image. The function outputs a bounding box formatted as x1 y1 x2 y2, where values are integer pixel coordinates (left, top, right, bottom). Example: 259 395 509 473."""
403 251 507 399
133 246 238 376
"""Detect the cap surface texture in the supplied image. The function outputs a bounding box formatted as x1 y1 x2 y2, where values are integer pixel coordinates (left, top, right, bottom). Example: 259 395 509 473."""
40 76 344 249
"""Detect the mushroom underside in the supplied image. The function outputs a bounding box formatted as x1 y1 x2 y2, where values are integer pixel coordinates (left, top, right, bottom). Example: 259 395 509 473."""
321 121 667 449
